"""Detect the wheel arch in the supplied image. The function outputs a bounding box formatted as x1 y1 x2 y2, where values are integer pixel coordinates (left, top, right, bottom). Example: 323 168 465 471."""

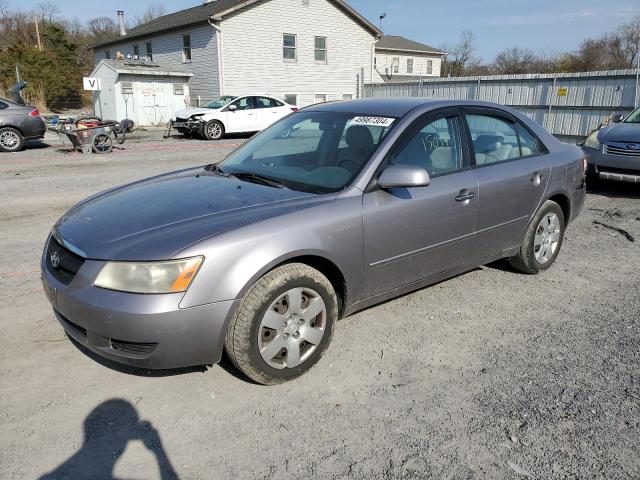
239 252 349 318
546 192 571 224
0 124 24 136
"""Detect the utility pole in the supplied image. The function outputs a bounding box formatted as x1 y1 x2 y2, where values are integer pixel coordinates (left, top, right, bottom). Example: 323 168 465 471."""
635 53 640 108
34 15 42 51
15 65 20 82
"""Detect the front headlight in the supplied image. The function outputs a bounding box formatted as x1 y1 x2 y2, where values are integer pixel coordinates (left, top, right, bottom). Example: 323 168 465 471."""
94 257 203 294
584 131 601 151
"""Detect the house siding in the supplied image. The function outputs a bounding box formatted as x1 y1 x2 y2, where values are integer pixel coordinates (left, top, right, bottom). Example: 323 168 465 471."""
374 51 442 82
220 0 376 106
94 24 219 105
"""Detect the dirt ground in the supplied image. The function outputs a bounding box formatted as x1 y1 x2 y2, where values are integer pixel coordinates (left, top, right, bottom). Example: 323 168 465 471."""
1 132 639 479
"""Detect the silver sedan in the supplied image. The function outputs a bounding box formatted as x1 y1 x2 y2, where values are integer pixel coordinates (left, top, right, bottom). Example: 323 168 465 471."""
41 99 586 384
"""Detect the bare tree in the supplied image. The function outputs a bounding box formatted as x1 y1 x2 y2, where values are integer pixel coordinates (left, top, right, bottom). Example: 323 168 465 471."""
87 16 118 43
442 31 479 76
135 2 167 26
619 15 640 68
494 47 537 74
36 2 60 25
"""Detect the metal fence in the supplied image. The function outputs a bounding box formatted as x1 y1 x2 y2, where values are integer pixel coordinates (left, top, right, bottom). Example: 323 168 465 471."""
363 69 640 142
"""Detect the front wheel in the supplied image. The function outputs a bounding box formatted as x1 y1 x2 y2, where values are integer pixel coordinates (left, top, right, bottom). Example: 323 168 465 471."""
509 200 566 274
0 127 24 152
225 263 338 385
203 120 224 140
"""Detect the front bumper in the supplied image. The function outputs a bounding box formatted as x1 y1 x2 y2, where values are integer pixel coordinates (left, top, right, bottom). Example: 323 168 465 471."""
41 251 239 369
170 118 205 135
584 147 640 183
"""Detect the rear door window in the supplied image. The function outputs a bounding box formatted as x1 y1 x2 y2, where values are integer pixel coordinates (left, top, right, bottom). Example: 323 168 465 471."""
466 114 520 165
0 101 8 110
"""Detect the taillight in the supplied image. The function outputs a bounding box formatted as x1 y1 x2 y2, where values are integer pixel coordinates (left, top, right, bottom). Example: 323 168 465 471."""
290 107 298 112
29 109 40 117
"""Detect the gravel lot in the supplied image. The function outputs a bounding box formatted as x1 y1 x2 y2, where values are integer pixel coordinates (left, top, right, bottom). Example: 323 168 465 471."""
1 132 639 479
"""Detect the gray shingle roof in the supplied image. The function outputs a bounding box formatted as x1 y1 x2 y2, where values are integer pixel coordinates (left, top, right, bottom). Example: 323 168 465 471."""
90 0 381 49
376 35 445 55
97 59 194 76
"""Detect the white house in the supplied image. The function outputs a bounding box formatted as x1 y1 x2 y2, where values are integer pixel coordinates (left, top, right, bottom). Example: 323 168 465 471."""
374 35 446 82
90 0 383 108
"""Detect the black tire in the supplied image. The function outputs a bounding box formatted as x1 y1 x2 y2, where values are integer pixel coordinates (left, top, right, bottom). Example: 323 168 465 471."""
0 127 25 153
509 200 566 274
225 263 338 385
203 120 225 140
92 133 113 154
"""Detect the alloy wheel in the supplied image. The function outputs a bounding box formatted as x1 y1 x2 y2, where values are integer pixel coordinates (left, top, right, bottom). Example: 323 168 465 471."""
258 287 327 369
208 123 222 139
0 130 20 150
534 212 561 264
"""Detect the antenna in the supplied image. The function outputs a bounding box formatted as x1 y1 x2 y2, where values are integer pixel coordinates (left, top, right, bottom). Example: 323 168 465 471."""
379 12 386 31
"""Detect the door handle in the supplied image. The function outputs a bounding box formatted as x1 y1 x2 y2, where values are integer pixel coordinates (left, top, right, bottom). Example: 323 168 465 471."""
455 191 476 202
531 172 544 186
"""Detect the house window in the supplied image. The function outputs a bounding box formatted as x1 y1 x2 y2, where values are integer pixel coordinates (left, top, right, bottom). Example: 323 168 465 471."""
342 93 353 101
145 43 153 61
393 58 400 73
283 34 296 61
173 83 185 95
407 59 414 74
182 35 192 62
314 93 327 104
105 50 111 59
314 36 327 62
427 60 433 75
133 45 139 58
284 94 298 105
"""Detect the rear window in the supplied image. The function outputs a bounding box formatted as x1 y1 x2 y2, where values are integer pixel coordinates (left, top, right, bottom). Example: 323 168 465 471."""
0 101 8 110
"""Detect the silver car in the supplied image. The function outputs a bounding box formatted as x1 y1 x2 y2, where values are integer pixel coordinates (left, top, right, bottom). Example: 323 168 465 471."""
583 108 640 183
41 99 586 384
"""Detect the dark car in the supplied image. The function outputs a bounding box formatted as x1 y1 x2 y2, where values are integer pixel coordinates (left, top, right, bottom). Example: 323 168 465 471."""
0 98 46 152
582 108 640 183
42 99 586 384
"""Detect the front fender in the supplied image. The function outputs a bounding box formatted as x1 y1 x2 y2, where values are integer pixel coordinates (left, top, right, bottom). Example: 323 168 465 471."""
178 195 364 309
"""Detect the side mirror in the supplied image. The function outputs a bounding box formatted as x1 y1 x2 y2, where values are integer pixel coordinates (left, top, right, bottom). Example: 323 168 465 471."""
228 104 238 112
378 164 430 189
611 113 624 123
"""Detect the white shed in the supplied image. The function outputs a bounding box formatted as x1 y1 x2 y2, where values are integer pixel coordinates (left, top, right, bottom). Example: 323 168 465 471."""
90 59 193 126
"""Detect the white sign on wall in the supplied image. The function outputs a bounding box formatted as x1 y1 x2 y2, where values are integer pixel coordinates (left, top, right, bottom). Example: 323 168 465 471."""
83 77 101 91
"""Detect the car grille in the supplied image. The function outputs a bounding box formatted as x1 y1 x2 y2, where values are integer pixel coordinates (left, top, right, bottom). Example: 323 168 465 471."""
175 117 187 123
45 235 85 285
604 144 640 157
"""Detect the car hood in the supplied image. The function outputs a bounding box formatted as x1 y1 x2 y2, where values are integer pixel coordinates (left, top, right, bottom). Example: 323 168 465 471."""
173 107 219 119
54 168 326 261
599 123 640 143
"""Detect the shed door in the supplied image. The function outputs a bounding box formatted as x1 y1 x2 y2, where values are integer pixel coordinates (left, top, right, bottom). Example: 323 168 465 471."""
133 78 188 126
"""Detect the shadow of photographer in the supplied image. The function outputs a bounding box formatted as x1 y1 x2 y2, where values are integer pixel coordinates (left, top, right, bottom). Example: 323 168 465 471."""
39 398 179 480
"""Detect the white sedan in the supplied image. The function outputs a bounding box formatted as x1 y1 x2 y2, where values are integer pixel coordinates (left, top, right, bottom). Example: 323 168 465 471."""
171 95 297 140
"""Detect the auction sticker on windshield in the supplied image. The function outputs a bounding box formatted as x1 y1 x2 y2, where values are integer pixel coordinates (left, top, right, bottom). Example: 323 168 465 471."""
349 116 395 127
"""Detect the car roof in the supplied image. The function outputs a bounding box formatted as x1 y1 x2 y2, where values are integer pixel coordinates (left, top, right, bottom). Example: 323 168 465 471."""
304 98 523 118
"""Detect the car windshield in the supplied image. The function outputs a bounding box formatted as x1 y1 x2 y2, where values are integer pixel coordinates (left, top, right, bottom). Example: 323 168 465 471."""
206 96 237 109
623 108 640 124
218 111 397 193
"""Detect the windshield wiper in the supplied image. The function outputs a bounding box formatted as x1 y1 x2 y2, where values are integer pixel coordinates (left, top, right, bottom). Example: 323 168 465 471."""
231 172 287 189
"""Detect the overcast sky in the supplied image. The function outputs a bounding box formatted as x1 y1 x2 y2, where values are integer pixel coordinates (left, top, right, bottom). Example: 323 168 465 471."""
7 0 640 60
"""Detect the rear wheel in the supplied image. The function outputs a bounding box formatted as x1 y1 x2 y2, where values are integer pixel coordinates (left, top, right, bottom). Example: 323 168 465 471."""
204 120 225 140
0 127 24 152
92 133 113 154
510 200 565 274
225 263 338 385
